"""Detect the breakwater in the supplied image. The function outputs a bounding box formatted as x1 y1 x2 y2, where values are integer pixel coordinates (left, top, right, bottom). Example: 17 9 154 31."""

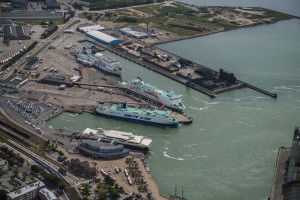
82 39 277 98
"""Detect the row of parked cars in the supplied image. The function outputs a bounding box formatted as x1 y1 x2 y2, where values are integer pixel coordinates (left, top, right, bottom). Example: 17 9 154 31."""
4 99 46 123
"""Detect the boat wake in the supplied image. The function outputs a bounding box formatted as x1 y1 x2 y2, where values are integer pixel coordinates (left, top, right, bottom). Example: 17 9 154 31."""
274 85 300 92
67 113 79 117
184 143 199 148
48 126 53 129
163 151 184 161
189 106 209 111
237 105 262 110
237 121 254 127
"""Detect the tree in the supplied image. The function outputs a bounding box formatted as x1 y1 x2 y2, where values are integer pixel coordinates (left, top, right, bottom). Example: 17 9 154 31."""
31 165 43 174
108 186 119 200
98 188 107 200
0 189 7 200
104 175 115 186
80 183 92 200
58 182 66 191
12 168 19 176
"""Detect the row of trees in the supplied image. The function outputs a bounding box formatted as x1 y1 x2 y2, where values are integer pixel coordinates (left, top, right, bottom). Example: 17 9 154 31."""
80 175 124 200
0 146 24 166
1 41 38 71
30 165 66 190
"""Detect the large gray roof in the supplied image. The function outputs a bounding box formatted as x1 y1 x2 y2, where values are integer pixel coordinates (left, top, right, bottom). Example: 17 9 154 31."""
0 11 64 20
4 25 29 38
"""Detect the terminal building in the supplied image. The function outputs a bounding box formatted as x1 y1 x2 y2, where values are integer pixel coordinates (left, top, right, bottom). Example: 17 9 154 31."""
86 30 121 45
78 139 129 160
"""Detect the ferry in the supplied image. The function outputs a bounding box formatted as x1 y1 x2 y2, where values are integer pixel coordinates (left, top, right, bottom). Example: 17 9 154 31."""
119 77 185 112
80 128 152 153
96 101 180 127
75 52 122 76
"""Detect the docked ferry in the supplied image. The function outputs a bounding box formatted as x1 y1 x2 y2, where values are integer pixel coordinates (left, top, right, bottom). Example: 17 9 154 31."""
119 77 185 112
75 52 122 76
96 101 180 127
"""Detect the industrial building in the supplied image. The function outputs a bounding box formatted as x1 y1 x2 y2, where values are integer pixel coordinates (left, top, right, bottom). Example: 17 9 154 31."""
24 57 39 70
77 24 105 33
38 74 74 87
0 11 64 20
42 0 61 10
86 30 121 45
0 4 13 12
11 0 28 9
2 25 30 40
120 27 148 39
7 181 45 200
0 75 28 89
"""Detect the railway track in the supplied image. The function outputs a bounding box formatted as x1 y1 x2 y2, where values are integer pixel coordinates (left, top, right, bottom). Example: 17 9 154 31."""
0 128 81 199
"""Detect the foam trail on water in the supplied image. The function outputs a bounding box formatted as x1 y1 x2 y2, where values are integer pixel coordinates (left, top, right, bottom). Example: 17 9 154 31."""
163 151 184 161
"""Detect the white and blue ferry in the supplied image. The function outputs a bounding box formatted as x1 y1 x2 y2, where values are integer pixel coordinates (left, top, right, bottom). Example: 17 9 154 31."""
119 77 185 112
96 101 180 127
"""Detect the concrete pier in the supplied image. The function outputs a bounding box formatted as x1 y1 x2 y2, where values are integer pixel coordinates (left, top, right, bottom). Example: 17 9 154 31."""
83 39 277 99
269 147 290 200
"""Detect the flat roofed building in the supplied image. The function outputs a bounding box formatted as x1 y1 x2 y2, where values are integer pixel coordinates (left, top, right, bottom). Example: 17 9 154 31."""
12 0 28 9
0 11 64 20
86 30 121 45
39 188 57 200
77 25 105 33
24 57 39 70
120 28 148 39
38 74 74 87
42 0 61 10
7 181 45 200
0 74 28 89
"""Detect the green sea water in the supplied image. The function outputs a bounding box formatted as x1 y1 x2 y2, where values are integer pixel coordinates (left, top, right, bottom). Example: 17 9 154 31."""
48 16 300 200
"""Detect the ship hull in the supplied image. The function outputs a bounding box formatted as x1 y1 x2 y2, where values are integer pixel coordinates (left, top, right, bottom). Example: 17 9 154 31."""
95 108 179 127
95 65 121 77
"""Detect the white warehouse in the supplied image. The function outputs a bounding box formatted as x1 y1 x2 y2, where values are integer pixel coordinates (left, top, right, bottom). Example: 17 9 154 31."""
86 30 121 45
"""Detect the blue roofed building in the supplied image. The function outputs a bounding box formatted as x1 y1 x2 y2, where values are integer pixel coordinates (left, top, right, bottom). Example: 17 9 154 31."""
86 30 121 45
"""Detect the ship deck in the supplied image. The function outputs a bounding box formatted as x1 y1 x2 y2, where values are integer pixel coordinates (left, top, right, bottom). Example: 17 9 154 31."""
110 104 172 117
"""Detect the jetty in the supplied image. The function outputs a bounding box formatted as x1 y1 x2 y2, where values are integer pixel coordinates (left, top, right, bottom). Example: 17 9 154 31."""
81 39 277 99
